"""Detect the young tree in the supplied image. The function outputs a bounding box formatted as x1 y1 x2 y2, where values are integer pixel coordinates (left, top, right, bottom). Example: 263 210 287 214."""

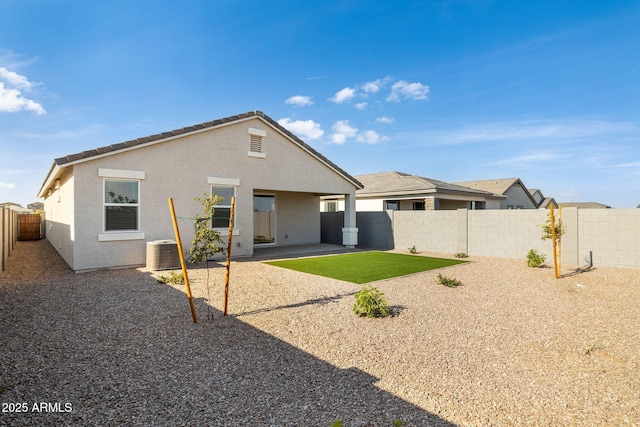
189 193 224 319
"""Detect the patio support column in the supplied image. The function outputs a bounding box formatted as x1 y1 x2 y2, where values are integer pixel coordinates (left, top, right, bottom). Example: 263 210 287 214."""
342 192 358 248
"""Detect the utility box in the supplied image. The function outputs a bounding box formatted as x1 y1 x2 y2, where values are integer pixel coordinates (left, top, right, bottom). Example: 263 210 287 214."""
146 240 180 270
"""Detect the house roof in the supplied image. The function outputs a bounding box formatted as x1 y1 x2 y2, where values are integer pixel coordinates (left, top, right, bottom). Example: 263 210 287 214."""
559 202 612 209
538 197 558 209
453 177 538 206
39 111 362 197
355 171 503 199
453 177 521 195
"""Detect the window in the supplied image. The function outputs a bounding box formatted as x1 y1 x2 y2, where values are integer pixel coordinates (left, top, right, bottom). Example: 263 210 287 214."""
104 179 139 231
385 201 399 211
326 200 337 212
211 185 235 228
412 201 425 210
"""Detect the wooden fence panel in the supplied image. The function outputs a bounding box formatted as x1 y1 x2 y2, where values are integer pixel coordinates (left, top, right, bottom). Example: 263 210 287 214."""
18 214 42 241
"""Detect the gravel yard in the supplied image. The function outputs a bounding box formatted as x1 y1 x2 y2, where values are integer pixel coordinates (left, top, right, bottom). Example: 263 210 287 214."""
1 240 639 426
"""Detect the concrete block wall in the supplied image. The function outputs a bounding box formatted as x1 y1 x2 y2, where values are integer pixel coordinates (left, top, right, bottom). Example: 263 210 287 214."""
467 209 550 259
578 208 640 269
392 210 458 254
325 208 640 270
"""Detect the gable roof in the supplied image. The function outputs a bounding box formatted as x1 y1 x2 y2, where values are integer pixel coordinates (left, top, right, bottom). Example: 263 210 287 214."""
453 177 521 195
355 171 503 198
453 177 538 206
39 111 362 197
538 197 558 209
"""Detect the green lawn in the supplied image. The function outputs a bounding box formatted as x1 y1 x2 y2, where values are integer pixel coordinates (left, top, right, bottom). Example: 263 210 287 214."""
265 251 467 284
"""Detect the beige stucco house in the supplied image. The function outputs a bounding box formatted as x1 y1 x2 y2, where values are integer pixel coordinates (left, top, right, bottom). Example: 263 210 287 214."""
453 178 538 209
321 171 505 212
38 111 362 272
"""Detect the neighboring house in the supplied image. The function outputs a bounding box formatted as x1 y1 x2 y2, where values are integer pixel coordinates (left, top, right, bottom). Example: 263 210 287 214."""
322 171 505 211
559 202 611 209
453 178 538 209
528 188 558 209
38 111 362 272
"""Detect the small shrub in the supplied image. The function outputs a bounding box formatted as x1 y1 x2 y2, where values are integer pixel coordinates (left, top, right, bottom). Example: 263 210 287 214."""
353 286 390 318
157 270 184 284
526 249 546 268
454 252 468 258
331 420 343 427
437 273 462 287
408 245 419 254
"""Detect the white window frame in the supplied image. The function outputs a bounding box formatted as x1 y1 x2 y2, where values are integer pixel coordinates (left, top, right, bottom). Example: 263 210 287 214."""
208 177 240 236
97 168 145 241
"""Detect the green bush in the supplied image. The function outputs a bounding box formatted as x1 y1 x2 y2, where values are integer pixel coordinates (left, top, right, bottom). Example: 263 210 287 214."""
157 270 184 284
526 249 546 267
454 252 469 258
353 286 390 318
408 245 419 254
437 273 462 287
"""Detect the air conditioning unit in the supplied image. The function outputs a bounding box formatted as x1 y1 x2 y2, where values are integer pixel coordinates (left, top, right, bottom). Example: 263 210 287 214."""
146 240 180 270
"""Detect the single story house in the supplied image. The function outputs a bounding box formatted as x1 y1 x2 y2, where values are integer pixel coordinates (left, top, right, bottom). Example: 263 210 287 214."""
453 178 539 209
321 171 505 211
38 111 362 272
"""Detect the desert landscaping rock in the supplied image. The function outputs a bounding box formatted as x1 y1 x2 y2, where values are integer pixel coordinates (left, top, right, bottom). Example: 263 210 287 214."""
1 240 639 426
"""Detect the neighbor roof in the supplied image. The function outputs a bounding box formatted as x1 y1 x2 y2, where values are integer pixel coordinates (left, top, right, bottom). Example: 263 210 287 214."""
356 171 503 198
39 111 362 197
559 202 612 209
452 177 522 195
453 177 538 206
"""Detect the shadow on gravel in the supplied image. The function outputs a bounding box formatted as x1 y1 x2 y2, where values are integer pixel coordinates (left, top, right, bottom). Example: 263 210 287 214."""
1 241 457 426
233 292 357 318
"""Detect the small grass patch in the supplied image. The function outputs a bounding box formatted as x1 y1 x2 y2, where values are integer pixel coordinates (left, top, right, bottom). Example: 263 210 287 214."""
265 251 466 284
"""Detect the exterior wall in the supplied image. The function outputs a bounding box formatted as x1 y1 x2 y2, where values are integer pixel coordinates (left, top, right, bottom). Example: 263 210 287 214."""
323 208 640 270
273 191 320 246
503 185 537 209
45 117 357 271
355 199 383 211
43 167 75 268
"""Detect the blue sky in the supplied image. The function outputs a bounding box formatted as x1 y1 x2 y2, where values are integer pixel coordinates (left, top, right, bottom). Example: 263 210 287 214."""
1 0 639 208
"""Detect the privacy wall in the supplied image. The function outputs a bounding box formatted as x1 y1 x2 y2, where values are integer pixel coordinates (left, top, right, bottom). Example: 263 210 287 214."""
322 208 640 270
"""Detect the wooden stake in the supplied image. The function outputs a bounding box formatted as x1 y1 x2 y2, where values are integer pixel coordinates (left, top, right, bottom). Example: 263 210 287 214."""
223 196 235 316
550 205 559 279
168 198 198 323
558 205 562 276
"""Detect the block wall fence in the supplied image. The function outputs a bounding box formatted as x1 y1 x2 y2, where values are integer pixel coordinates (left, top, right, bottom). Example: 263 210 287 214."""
322 207 640 270
0 207 19 272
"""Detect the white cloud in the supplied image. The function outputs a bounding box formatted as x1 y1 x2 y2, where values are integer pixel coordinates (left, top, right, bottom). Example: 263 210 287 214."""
356 130 386 144
0 181 16 189
329 87 356 104
386 80 430 102
330 120 358 144
376 116 395 124
437 119 636 145
284 95 313 107
355 102 368 110
0 67 45 115
0 67 34 90
277 118 324 140
616 161 640 168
